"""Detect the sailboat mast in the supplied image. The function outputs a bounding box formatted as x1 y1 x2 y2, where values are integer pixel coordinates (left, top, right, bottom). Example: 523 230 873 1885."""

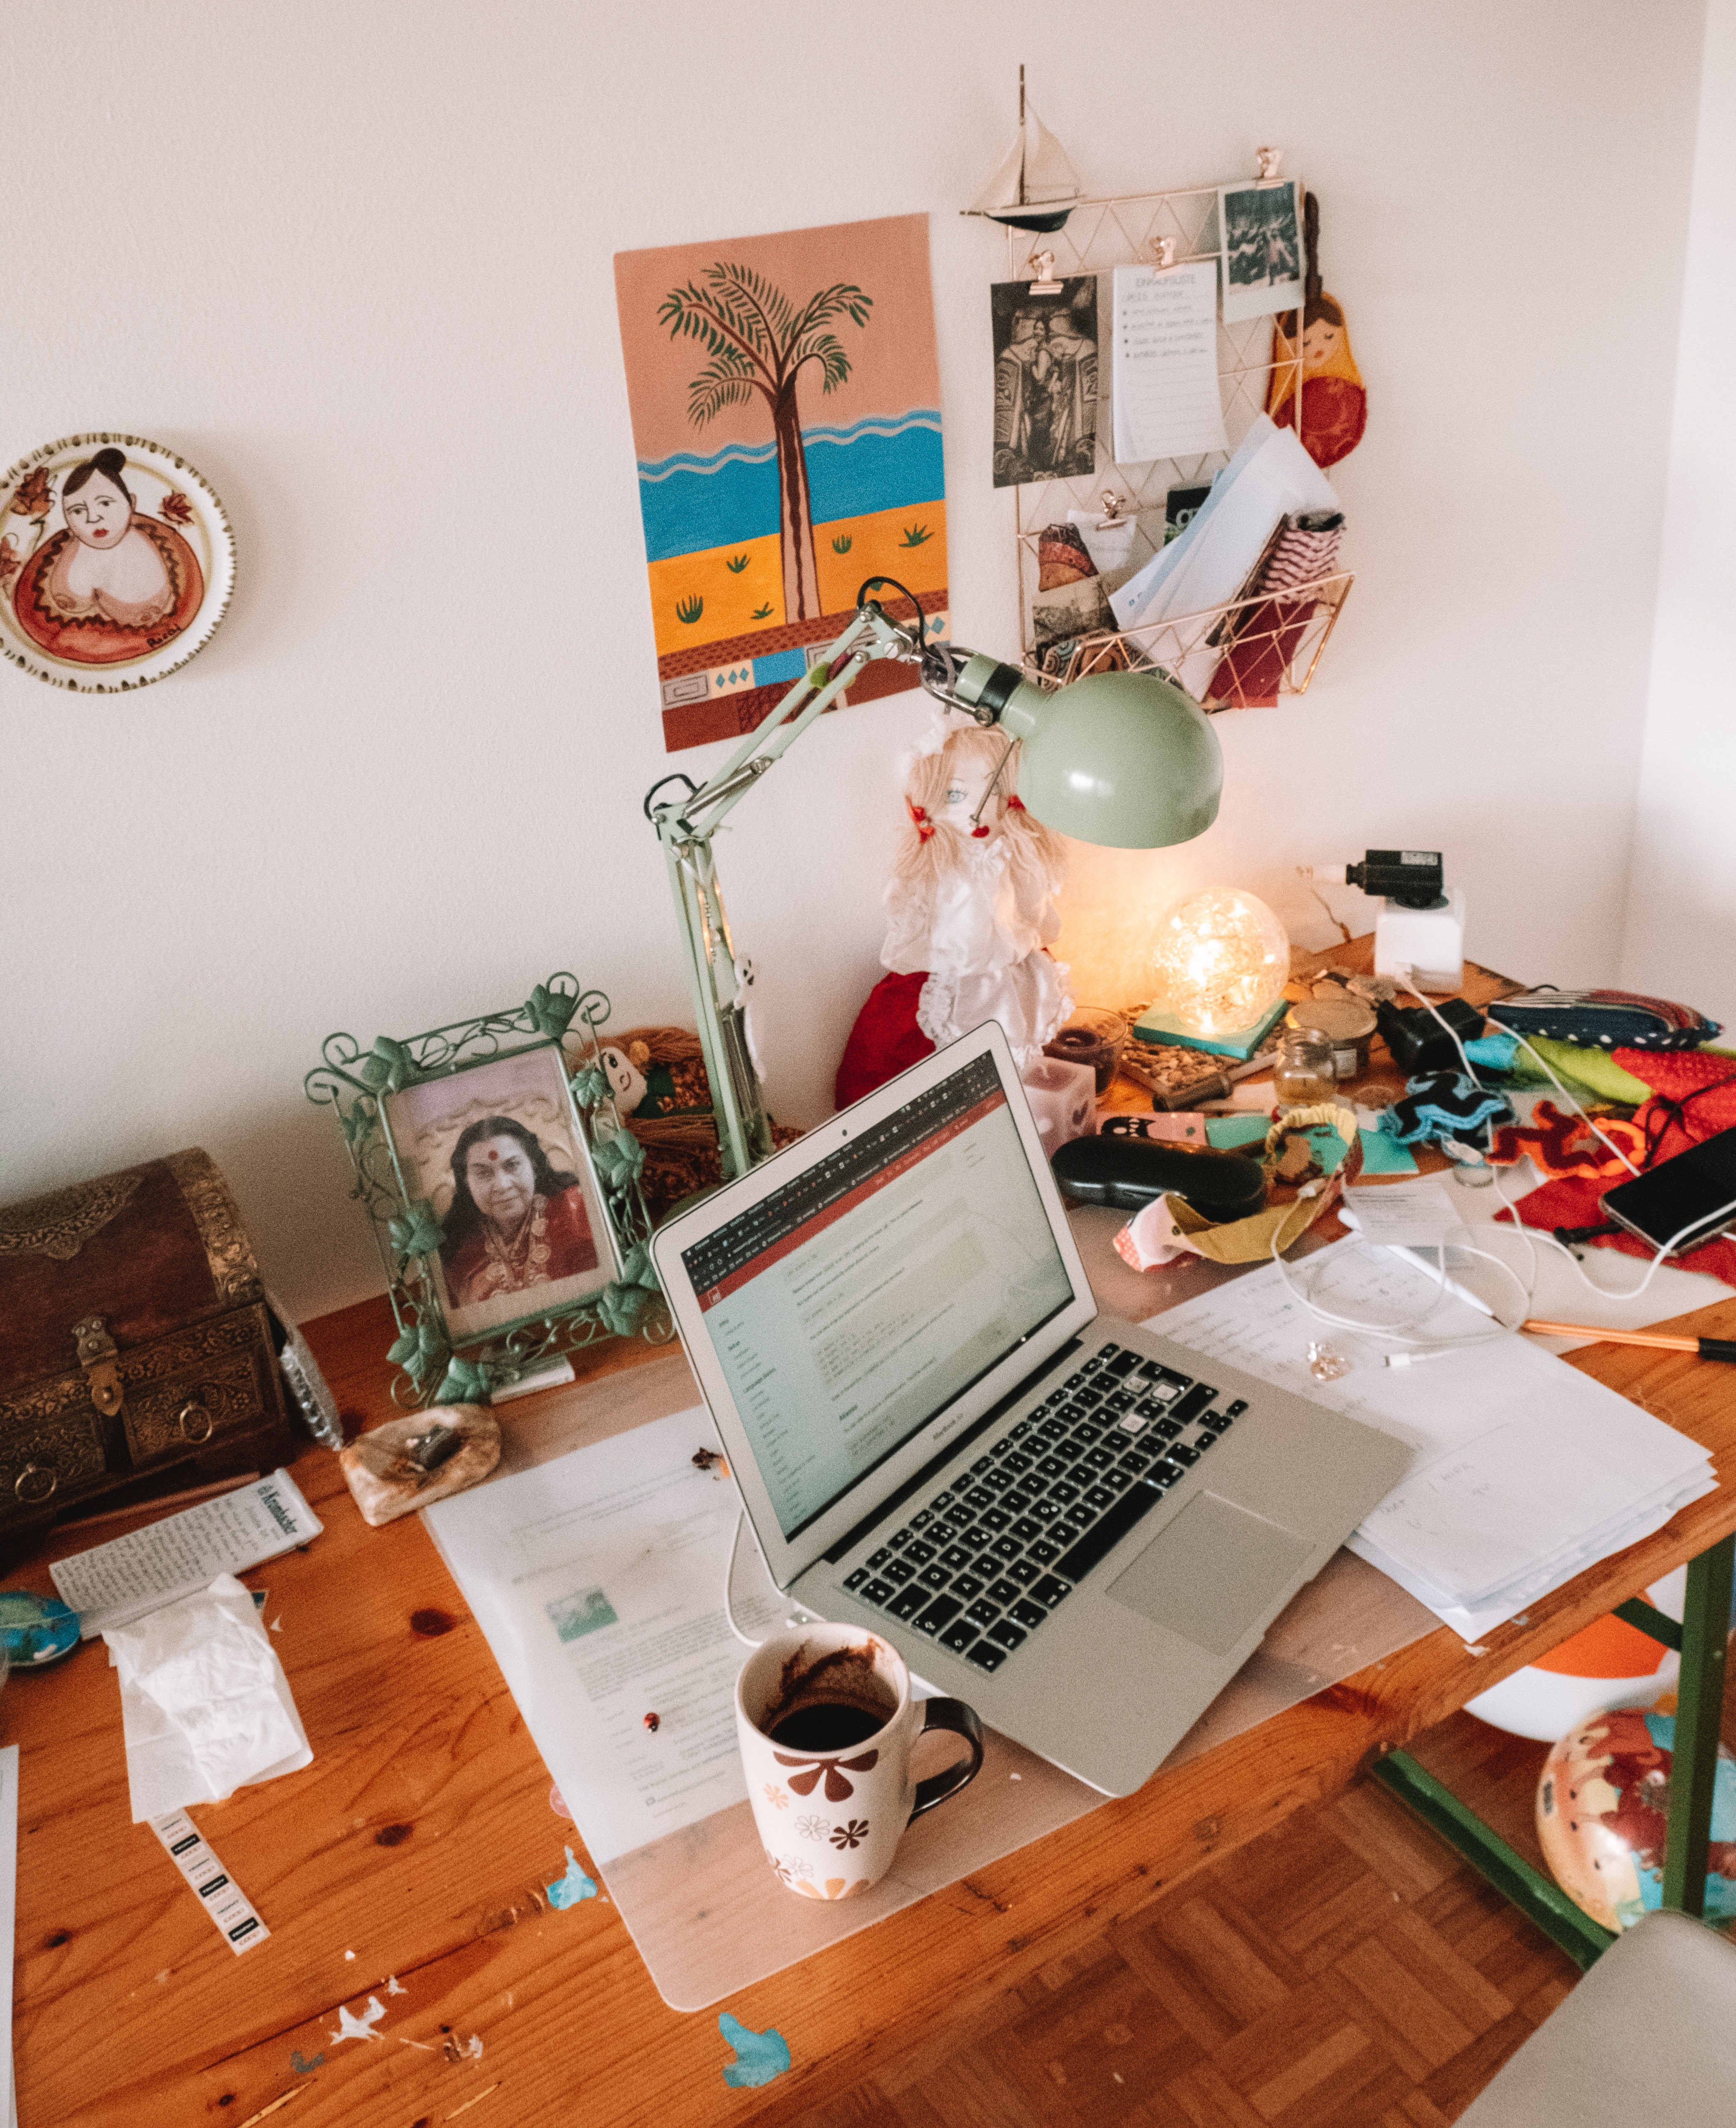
1018 66 1027 207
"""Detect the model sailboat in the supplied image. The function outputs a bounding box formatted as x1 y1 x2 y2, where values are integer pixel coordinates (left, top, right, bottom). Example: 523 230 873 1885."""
965 68 1082 233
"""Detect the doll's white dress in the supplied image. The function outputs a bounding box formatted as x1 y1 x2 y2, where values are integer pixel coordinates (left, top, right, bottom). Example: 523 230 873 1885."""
879 830 1072 1070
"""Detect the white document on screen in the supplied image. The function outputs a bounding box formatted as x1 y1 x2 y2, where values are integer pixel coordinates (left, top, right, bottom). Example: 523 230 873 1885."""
422 1409 783 1863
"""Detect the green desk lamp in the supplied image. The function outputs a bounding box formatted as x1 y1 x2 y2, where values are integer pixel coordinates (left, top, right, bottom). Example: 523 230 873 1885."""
645 579 1223 1183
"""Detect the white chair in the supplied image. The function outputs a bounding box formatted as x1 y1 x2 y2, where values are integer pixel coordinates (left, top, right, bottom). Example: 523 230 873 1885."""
1460 1908 1736 2125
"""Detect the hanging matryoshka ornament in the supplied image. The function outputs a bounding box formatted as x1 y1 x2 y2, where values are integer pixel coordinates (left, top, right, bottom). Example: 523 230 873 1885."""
1266 192 1367 469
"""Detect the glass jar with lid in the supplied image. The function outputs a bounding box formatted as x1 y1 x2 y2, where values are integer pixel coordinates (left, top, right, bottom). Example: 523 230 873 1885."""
1273 1030 1337 1112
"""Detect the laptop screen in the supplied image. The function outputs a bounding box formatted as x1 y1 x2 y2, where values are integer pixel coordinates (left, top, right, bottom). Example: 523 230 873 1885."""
678 1049 1076 1540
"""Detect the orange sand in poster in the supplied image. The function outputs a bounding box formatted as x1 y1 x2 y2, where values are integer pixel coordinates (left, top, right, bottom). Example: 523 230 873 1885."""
648 502 949 660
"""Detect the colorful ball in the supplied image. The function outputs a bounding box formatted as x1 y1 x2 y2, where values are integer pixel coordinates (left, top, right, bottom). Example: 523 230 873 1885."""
1536 1691 1736 1932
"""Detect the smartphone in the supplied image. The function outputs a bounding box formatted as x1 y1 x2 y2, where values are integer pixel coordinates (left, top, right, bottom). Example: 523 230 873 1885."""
1600 1127 1736 1257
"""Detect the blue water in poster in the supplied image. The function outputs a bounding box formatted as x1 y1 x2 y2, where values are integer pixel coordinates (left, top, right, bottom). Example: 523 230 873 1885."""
636 412 944 562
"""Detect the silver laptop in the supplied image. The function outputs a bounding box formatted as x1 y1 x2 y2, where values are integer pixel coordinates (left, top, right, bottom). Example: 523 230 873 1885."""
653 1021 1410 1796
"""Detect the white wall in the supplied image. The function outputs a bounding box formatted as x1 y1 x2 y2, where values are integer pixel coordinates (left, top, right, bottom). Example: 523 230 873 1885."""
1621 0 1736 1031
0 0 1707 1321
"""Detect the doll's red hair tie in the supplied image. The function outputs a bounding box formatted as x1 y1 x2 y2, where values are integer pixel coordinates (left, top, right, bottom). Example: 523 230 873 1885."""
1006 795 1026 812
907 801 935 842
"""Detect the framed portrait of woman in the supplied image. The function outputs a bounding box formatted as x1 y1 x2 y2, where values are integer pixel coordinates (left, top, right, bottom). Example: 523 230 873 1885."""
307 974 666 1408
0 433 235 690
382 1044 619 1345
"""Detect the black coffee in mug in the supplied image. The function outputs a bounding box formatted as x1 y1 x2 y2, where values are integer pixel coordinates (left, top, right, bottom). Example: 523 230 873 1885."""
766 1701 885 1752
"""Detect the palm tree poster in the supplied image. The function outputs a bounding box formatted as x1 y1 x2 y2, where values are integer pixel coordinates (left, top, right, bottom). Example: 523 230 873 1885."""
614 213 947 753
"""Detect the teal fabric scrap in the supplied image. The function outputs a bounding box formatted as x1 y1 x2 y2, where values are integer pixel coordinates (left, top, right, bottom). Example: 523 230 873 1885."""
1465 1030 1519 1070
1357 1130 1419 1175
719 2013 792 2089
1205 1114 1270 1150
547 1845 598 1909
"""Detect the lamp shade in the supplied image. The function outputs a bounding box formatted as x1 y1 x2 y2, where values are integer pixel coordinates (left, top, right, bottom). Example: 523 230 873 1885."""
957 656 1222 849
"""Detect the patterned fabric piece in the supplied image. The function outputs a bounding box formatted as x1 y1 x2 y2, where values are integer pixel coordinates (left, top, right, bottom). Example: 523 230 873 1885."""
1252 513 1344 592
1490 988 1721 1052
1377 1071 1515 1151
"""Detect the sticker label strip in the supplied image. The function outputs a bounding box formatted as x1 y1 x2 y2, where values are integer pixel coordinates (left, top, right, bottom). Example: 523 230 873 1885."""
150 1810 270 1956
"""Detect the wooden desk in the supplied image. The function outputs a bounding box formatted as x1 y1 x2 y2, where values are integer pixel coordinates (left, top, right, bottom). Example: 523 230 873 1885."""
13 954 1736 2126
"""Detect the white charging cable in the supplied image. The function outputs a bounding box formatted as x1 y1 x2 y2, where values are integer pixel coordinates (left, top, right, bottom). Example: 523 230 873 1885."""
723 1509 826 1648
1269 1221 1523 1351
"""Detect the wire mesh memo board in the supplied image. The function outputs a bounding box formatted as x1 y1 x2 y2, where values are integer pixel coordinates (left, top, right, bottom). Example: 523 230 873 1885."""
1002 180 1353 705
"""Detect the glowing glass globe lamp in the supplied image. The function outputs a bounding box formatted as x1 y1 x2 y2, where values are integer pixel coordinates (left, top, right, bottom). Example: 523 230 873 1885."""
1149 888 1290 1039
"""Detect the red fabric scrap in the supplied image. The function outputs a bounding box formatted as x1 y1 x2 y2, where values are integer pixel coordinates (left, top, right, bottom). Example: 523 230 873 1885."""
835 971 935 1109
1495 1046 1736 1283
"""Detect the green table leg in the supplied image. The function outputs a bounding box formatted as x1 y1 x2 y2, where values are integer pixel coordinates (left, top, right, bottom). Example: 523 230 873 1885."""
1661 1531 1733 1916
1370 1748 1617 1968
1371 1531 1733 1961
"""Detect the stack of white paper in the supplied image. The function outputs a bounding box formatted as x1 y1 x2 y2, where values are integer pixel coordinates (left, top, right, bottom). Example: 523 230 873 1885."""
1145 1245 1716 1642
1108 412 1340 697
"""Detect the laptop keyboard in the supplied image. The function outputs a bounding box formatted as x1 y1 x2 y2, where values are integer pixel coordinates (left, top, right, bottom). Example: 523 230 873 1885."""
842 1342 1246 1673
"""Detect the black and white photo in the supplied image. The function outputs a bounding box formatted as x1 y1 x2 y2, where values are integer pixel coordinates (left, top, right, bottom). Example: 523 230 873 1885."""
990 275 1099 487
1218 178 1305 323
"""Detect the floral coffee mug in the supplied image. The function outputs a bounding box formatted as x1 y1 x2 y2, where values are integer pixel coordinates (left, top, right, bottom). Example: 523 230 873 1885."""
736 1623 984 1901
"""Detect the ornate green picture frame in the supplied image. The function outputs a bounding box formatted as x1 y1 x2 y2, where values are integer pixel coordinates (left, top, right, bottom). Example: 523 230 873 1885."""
306 975 667 1408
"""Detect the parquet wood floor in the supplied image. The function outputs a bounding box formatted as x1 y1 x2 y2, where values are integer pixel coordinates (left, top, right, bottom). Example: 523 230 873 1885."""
790 1714 1578 2128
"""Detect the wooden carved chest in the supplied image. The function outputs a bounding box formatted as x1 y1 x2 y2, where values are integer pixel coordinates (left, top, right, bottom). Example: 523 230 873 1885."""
0 1149 299 1543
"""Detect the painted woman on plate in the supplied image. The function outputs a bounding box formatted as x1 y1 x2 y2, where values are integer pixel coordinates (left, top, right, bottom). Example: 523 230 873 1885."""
12 447 204 666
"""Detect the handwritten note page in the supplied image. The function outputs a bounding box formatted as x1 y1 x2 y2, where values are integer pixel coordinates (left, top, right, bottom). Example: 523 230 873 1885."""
1111 262 1229 467
425 1408 785 1863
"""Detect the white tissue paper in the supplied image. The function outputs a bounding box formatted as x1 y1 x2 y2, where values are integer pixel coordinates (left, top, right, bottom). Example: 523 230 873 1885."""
103 1574 311 1823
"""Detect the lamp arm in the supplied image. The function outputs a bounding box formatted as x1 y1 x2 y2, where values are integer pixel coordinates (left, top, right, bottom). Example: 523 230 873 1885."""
646 594 929 1185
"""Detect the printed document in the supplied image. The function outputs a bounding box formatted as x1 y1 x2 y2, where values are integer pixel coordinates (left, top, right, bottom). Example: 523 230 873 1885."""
1111 263 1228 466
424 1410 783 1862
52 1471 323 1639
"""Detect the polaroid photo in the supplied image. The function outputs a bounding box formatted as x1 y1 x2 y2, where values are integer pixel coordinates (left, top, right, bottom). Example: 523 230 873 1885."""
1218 178 1305 324
384 1043 619 1345
990 275 1100 488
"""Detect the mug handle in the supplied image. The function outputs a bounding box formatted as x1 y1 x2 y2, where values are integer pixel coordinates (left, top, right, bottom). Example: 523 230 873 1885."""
908 1697 986 1820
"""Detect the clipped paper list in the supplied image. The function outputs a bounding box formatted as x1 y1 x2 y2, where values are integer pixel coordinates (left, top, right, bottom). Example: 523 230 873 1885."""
1111 261 1229 468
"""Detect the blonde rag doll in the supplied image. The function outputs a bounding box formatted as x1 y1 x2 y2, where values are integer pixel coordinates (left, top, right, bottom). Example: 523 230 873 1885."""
836 718 1073 1107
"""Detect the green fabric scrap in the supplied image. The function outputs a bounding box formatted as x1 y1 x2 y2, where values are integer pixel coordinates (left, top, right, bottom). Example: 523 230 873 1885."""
1500 1034 1650 1103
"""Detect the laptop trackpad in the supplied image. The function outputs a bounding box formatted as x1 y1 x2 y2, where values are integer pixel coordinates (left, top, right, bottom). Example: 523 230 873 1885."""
1106 1492 1312 1655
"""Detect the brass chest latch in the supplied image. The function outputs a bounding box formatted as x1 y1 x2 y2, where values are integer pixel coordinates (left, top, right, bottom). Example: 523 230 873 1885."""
73 1316 124 1418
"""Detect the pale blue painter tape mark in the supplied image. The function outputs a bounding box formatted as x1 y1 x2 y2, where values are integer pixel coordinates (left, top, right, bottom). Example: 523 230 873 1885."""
547 1845 598 1909
719 2012 791 2090
290 2050 324 2074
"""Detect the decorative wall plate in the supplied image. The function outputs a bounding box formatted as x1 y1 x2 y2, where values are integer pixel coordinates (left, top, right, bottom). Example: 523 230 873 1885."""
0 433 235 690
